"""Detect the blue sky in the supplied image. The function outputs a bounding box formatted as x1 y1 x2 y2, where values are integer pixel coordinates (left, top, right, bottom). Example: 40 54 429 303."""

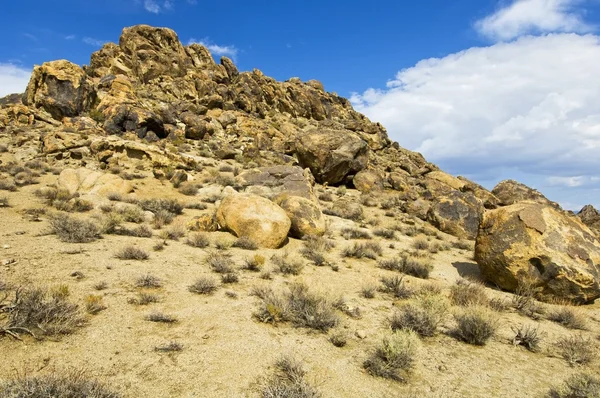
3 0 600 210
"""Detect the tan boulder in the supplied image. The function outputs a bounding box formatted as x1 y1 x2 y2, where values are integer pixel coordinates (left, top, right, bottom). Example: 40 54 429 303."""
276 196 326 238
236 166 316 201
216 194 291 248
492 180 559 208
353 169 384 193
58 168 133 196
426 171 465 190
24 60 94 119
41 131 91 154
330 197 363 221
475 202 600 303
294 129 369 185
427 192 483 240
188 213 219 232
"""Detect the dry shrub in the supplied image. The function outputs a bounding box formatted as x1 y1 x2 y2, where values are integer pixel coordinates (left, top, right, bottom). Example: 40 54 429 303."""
48 213 101 243
186 233 210 248
221 273 239 284
1 286 84 339
145 312 178 323
318 192 334 202
513 278 545 318
452 240 474 250
136 275 162 288
0 178 17 192
379 276 413 299
390 295 448 337
374 229 396 239
127 293 159 306
548 306 587 330
329 330 348 347
272 253 304 275
363 331 419 382
378 255 433 279
0 196 9 208
178 182 199 196
342 242 383 259
254 283 339 332
243 254 265 272
85 295 107 315
548 373 600 398
261 356 321 398
556 335 597 366
139 199 184 216
453 306 498 345
207 252 235 274
159 223 186 241
341 228 371 240
512 324 543 353
360 285 377 299
155 341 184 352
0 371 120 398
115 246 149 260
189 277 219 295
412 237 429 251
232 236 258 250
449 278 488 307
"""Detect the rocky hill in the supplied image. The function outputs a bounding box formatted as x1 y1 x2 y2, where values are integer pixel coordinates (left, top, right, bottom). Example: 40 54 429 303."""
0 25 599 397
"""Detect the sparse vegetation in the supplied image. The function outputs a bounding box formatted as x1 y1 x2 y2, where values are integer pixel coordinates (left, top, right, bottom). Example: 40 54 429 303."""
378 255 433 279
85 295 107 314
342 242 383 259
232 236 258 250
512 324 543 352
221 272 239 284
379 276 413 299
548 373 600 398
145 312 178 323
341 227 371 240
128 293 160 306
373 228 396 239
329 330 348 347
548 306 587 330
449 278 488 307
186 232 210 248
206 252 235 274
360 285 377 299
363 331 419 382
390 295 448 337
243 254 265 272
260 356 321 398
556 335 597 366
189 277 219 295
136 275 162 289
115 246 149 260
272 253 305 275
155 341 184 352
48 213 101 243
0 371 121 398
453 306 498 345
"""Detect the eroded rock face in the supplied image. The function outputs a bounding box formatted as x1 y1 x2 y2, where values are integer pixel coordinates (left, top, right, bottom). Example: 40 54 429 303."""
24 60 95 120
216 193 291 248
58 168 133 196
475 202 600 303
276 196 326 238
492 180 559 208
353 169 384 193
427 192 483 240
295 129 369 185
578 205 600 236
236 166 316 200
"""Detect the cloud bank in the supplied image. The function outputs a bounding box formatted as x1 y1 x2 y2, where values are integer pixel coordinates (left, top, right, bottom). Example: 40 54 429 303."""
0 63 31 97
187 38 238 60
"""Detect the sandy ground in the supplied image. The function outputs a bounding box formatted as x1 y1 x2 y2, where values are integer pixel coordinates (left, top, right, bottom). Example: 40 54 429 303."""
1 169 599 398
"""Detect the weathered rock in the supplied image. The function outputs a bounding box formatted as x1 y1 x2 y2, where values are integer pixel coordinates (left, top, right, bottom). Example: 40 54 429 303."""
58 168 133 196
330 197 363 221
353 169 384 193
236 166 316 200
387 171 411 192
578 205 600 236
170 170 188 187
427 192 483 240
188 213 219 232
216 193 291 248
475 202 600 303
294 129 369 185
24 60 94 120
41 131 91 154
492 180 559 208
276 196 326 238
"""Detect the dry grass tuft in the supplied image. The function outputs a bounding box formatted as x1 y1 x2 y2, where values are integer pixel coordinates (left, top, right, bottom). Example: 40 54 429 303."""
136 275 162 289
145 312 178 323
0 371 120 397
449 278 488 307
272 253 305 275
188 277 219 295
341 228 371 240
48 213 101 243
548 373 600 398
452 306 498 345
115 246 149 261
548 306 587 330
363 331 419 382
342 242 383 260
512 324 543 352
390 295 448 337
85 295 107 315
206 252 235 274
556 335 597 366
379 276 413 299
155 341 184 352
232 236 259 250
260 356 321 398
186 232 210 248
378 255 433 279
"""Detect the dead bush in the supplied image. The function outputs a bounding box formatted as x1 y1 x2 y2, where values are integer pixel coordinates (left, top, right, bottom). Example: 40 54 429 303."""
548 373 600 398
548 306 587 330
85 295 107 315
0 196 8 208
556 335 597 366
186 233 210 248
243 254 265 272
341 228 371 240
145 312 178 323
360 285 377 299
329 330 348 347
136 275 162 289
0 371 120 398
254 284 339 332
207 252 235 273
378 255 433 279
0 286 84 339
374 229 396 239
127 293 159 306
512 324 543 352
48 213 101 243
342 242 383 259
272 253 304 275
390 295 448 337
449 278 488 307
178 182 199 196
379 276 413 299
453 306 498 345
0 178 17 192
189 277 219 295
260 356 321 398
139 198 183 216
363 331 419 382
159 224 186 241
318 192 334 202
115 246 149 260
232 236 259 250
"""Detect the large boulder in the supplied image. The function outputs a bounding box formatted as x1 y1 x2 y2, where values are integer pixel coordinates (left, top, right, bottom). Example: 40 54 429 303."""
492 180 559 208
236 166 316 201
294 129 369 185
578 205 600 236
353 169 384 193
58 168 133 196
475 202 600 304
216 194 291 248
427 192 483 240
276 196 326 238
24 60 94 119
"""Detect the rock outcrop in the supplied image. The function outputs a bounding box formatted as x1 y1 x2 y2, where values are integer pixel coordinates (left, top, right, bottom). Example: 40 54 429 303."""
578 204 600 236
492 180 559 208
475 202 600 303
58 168 133 196
427 192 483 240
276 196 327 238
216 194 291 248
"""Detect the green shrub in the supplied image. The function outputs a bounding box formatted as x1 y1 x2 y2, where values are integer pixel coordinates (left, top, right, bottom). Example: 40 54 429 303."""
48 213 101 243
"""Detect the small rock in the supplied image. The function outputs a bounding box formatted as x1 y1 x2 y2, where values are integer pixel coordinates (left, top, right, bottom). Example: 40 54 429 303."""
355 330 367 339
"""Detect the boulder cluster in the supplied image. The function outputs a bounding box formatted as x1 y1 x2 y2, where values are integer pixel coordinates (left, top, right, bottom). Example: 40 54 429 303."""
1 24 599 303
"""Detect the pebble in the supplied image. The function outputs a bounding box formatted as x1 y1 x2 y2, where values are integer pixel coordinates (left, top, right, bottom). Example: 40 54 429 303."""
2 244 10 249
355 330 367 339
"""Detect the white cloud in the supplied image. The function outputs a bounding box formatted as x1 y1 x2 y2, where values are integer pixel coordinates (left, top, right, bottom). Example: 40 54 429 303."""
475 0 593 41
187 38 238 60
0 63 31 97
351 34 600 208
143 0 161 13
82 37 106 47
64 35 76 40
